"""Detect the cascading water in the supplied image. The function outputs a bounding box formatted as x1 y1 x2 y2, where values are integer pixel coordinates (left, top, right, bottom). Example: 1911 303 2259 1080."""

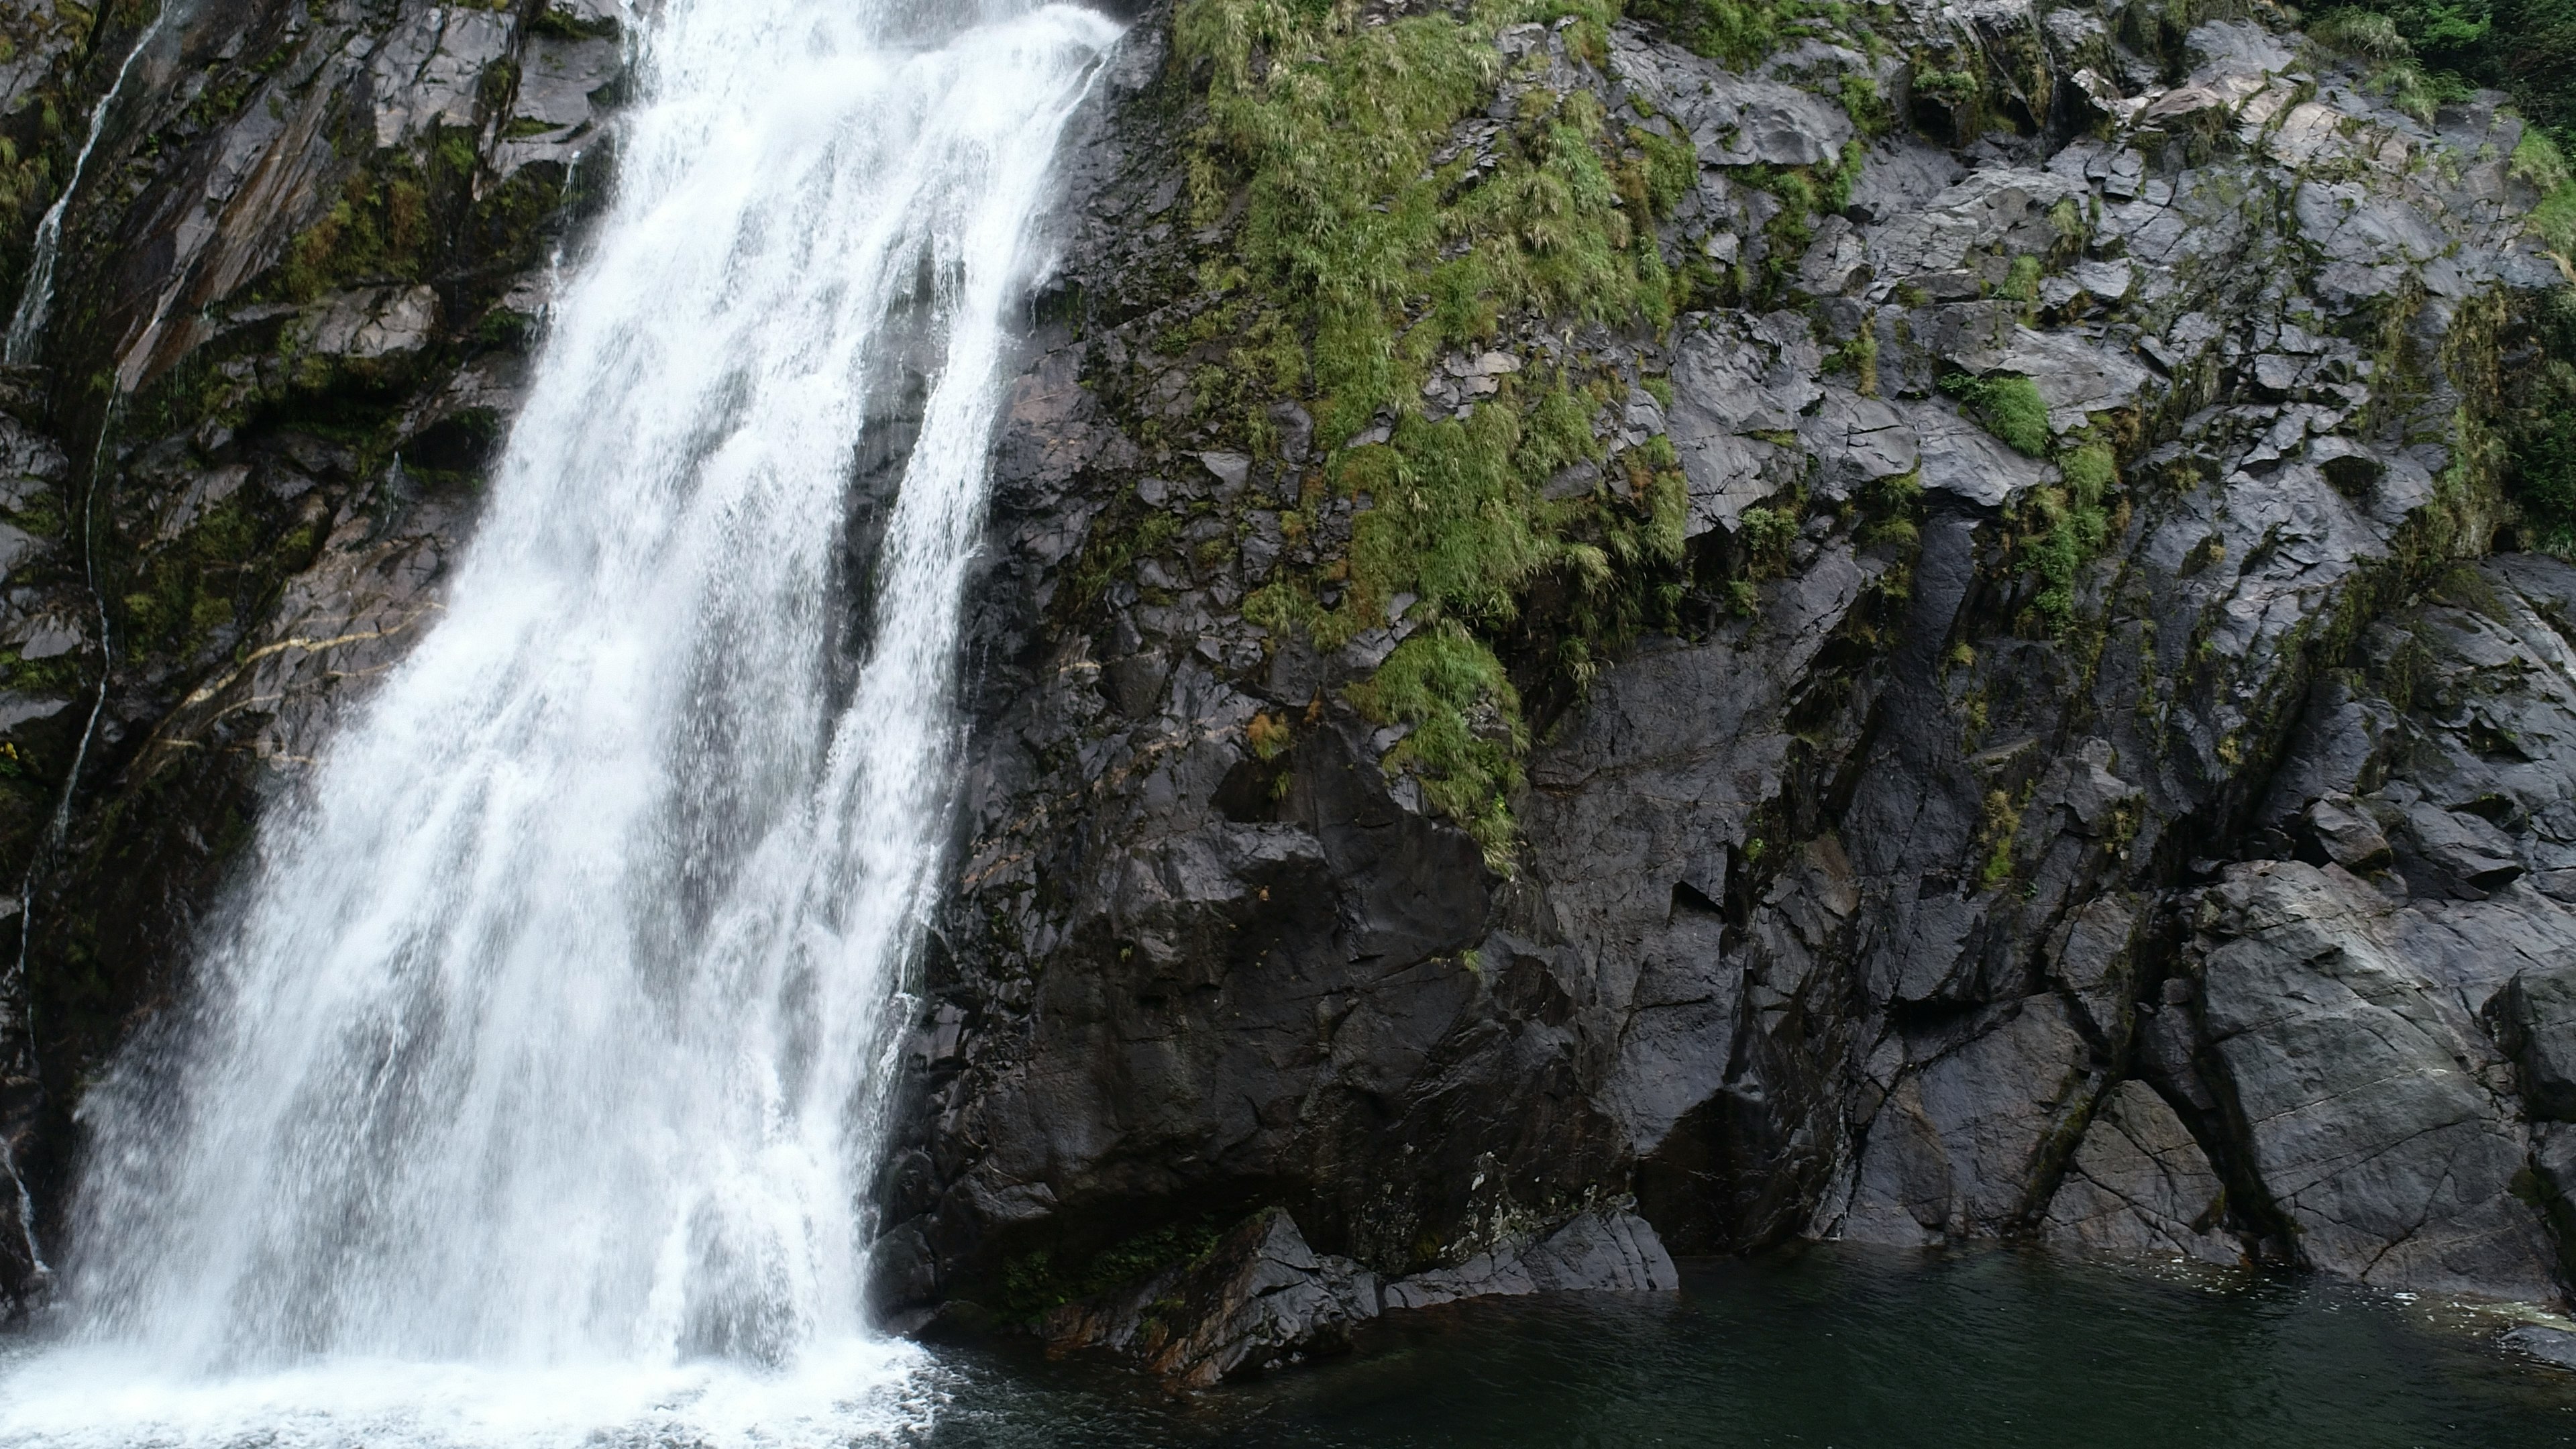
0 0 1122 1443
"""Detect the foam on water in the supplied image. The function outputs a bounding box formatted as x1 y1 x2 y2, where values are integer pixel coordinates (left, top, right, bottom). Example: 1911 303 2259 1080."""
0 0 1120 1439
0 1335 937 1448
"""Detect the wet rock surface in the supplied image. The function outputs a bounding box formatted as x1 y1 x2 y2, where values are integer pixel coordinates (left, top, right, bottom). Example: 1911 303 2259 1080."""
1043 1208 1384 1389
2505 1323 2576 1371
871 0 2576 1341
1042 1204 1676 1387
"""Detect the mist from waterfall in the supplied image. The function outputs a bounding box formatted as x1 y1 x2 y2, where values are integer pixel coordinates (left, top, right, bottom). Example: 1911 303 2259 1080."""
0 1 1122 1442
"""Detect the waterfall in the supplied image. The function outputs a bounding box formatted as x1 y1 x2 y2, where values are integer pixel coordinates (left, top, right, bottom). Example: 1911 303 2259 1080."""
0 0 1121 1442
4 2 179 365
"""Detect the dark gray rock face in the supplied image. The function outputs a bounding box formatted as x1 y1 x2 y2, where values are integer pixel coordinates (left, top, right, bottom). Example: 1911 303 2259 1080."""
1042 1203 1675 1387
2495 969 2576 1122
2043 1079 2234 1266
2192 860 2556 1298
1381 1209 1678 1309
872 0 2576 1333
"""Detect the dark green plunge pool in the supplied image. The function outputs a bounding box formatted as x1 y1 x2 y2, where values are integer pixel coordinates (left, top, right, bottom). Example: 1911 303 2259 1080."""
908 1244 2576 1448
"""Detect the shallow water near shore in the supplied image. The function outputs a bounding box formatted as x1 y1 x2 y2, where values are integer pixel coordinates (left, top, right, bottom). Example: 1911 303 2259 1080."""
6 1244 2575 1447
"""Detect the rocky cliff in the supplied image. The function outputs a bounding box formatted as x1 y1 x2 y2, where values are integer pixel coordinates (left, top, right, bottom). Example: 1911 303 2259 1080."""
881 0 2576 1337
3 0 2576 1375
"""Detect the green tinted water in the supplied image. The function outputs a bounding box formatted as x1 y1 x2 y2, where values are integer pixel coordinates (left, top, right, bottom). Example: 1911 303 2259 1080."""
911 1244 2576 1448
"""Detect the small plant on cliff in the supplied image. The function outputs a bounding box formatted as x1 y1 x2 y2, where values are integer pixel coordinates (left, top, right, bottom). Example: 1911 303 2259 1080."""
1944 371 2050 457
1737 503 1799 578
2017 435 2119 631
1345 621 1530 869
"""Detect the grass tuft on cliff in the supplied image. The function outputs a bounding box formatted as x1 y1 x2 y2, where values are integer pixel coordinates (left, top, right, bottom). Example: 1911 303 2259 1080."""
1945 371 2051 457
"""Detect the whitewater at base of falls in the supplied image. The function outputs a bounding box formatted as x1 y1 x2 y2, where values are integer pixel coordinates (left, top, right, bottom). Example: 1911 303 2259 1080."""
0 1 1122 1444
0 1337 936 1449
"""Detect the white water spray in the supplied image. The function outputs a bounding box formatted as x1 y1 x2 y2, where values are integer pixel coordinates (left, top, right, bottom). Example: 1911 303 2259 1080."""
5 3 178 365
0 0 1121 1442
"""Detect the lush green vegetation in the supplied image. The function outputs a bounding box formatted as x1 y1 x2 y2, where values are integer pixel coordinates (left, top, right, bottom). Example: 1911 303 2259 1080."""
2306 0 2576 125
1625 0 1831 66
2303 1 2576 552
1173 0 1707 867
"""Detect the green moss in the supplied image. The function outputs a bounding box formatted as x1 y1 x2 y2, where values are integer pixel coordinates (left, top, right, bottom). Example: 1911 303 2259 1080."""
1346 621 1528 869
1072 496 1182 612
1342 382 1590 627
529 1 620 39
996 1217 1228 1327
272 162 433 303
1179 0 1654 441
117 496 269 661
1173 0 1694 861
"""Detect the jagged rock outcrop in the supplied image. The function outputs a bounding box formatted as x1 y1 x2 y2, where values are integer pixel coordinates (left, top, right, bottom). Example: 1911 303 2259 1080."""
1043 1207 1385 1388
1040 1204 1674 1386
871 0 2576 1340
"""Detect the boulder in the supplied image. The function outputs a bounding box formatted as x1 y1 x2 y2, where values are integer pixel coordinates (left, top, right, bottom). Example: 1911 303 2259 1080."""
2504 1324 2576 1371
1043 1208 1381 1389
2194 862 2559 1299
2491 968 2576 1121
1384 1210 1680 1309
2043 1081 2237 1265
